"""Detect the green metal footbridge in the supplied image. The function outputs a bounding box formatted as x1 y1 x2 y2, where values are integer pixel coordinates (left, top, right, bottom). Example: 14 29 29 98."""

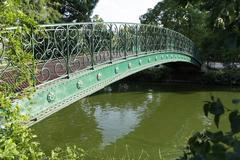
0 22 201 126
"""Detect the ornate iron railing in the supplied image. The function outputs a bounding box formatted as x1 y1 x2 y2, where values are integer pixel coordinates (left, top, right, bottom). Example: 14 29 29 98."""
0 22 199 91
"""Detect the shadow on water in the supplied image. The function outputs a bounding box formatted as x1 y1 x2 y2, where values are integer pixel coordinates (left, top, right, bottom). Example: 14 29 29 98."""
92 82 240 97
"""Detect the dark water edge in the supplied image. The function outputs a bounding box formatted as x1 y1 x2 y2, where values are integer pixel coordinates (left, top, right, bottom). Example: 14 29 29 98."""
32 81 240 159
124 66 240 87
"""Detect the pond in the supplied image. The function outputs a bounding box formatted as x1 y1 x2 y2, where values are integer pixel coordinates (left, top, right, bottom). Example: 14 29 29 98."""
33 82 240 159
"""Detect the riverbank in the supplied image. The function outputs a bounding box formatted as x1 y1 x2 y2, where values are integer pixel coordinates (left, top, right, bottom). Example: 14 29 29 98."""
123 65 240 86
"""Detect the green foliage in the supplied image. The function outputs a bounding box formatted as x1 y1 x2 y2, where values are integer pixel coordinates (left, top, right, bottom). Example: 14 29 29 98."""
140 0 208 48
0 1 89 159
202 68 240 85
0 0 100 24
140 0 240 64
0 0 60 25
0 93 44 159
202 0 239 32
92 14 104 22
178 96 240 160
25 0 61 24
52 0 99 22
0 94 88 159
49 146 87 160
0 0 37 94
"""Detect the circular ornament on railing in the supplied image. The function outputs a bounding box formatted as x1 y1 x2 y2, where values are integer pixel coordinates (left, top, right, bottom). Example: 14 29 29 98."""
139 59 142 65
47 92 55 103
97 73 102 81
128 63 132 69
76 80 83 89
115 67 119 74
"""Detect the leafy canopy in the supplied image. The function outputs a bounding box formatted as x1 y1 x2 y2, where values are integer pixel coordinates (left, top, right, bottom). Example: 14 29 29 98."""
140 0 240 64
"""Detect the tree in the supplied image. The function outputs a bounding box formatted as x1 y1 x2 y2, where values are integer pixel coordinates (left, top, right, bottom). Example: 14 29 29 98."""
140 0 240 64
53 0 99 22
202 0 240 31
140 0 208 48
21 0 61 24
92 14 104 22
201 0 240 64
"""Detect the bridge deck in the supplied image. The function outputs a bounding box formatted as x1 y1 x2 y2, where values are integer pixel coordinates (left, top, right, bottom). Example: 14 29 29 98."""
0 22 201 125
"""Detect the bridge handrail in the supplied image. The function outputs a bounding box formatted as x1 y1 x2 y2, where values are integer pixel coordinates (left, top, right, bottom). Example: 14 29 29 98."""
0 22 201 91
5 22 195 47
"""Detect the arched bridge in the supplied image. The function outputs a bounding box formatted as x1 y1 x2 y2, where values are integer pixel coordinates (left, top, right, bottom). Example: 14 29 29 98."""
1 22 201 125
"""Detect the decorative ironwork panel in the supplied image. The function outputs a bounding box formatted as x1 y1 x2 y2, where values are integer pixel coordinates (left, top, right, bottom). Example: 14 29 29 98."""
0 22 200 89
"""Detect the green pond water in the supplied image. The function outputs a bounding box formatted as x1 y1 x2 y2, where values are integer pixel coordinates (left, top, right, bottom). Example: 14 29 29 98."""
32 82 240 159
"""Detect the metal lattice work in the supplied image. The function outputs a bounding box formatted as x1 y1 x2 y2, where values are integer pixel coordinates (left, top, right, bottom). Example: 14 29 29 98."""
0 22 200 90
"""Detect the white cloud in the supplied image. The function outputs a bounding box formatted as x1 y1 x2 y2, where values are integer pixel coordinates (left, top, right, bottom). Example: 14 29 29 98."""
92 0 160 23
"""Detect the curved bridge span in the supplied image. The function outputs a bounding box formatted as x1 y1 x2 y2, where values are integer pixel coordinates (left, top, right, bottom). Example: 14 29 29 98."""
4 22 201 125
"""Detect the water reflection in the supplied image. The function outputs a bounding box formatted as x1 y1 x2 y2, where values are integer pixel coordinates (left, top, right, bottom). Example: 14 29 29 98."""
33 85 158 152
80 88 157 148
32 83 240 158
95 106 144 147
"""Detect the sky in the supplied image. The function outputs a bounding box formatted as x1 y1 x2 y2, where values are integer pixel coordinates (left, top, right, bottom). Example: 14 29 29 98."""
92 0 160 23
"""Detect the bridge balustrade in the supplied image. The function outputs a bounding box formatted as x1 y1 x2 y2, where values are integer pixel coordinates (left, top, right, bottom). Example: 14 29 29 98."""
0 22 198 92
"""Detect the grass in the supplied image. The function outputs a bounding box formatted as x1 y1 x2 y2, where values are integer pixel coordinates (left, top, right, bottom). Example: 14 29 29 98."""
85 145 183 160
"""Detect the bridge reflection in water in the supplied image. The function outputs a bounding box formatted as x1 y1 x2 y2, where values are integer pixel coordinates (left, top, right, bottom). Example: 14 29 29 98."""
33 83 223 159
0 22 201 125
33 84 159 153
